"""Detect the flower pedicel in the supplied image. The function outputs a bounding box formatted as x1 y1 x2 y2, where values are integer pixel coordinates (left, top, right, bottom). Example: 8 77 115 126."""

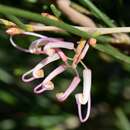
9 31 96 123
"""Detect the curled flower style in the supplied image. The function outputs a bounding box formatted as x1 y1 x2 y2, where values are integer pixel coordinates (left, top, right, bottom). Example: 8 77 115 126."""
34 64 66 94
75 68 92 123
9 31 95 123
22 53 60 82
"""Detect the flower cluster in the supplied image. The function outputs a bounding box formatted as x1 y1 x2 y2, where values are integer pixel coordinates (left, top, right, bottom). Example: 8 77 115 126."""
9 31 96 123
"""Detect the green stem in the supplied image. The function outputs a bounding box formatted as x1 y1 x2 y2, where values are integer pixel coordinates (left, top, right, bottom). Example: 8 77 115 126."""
115 108 130 130
0 4 130 64
0 4 114 42
0 4 90 39
5 14 27 30
93 44 130 64
0 4 116 42
0 18 15 27
70 1 91 15
79 0 115 27
50 4 61 18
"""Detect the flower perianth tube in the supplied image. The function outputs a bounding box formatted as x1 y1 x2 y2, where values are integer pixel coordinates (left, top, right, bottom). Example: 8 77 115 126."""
34 81 54 94
44 41 74 50
75 68 92 123
34 64 66 94
22 54 60 82
56 76 80 102
76 95 91 123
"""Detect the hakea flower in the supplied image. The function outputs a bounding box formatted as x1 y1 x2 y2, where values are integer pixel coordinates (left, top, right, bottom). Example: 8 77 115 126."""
9 30 96 123
10 31 76 94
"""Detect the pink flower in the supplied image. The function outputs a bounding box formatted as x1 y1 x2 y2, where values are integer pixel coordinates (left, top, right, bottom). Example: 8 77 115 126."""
9 32 94 123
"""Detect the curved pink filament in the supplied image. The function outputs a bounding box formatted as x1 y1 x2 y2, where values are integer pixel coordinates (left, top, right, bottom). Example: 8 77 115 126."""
55 49 68 63
23 32 63 42
23 32 47 38
10 36 30 53
10 31 63 54
43 64 66 84
76 95 91 123
33 64 66 94
22 54 60 82
22 69 36 82
33 83 48 94
80 44 89 60
33 54 60 75
56 76 80 102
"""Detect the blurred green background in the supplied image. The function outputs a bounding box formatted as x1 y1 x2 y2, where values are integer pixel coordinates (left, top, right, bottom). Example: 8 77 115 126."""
0 0 130 130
